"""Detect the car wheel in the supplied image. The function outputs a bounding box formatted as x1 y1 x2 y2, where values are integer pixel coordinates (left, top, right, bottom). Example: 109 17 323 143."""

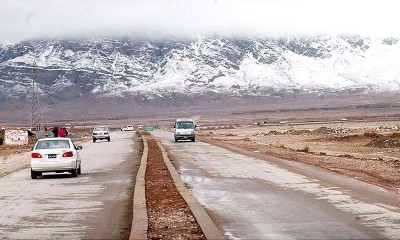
107 137 111 142
71 168 78 177
93 138 96 143
175 138 178 142
77 164 81 175
31 169 38 179
191 138 196 142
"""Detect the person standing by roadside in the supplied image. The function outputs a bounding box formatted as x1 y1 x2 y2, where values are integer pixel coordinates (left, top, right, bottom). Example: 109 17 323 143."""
48 129 55 138
63 127 69 137
52 127 59 137
58 127 66 137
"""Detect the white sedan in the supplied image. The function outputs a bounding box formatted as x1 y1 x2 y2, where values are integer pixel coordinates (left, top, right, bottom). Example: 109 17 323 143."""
31 138 82 179
121 125 134 131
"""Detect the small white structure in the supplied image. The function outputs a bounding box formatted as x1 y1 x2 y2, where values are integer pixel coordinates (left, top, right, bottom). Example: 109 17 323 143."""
4 130 28 145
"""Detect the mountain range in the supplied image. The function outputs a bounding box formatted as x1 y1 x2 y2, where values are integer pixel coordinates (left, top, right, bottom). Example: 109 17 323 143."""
1 36 399 101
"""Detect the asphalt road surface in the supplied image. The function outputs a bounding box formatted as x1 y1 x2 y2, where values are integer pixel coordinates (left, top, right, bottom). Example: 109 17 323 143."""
152 130 400 240
0 131 139 239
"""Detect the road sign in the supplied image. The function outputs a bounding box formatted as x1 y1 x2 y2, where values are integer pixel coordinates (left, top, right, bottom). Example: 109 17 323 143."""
143 125 154 131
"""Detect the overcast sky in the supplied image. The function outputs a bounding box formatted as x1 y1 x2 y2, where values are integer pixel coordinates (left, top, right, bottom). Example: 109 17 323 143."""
0 0 399 44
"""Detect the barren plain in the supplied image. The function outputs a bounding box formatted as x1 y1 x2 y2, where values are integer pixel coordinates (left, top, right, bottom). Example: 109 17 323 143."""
197 120 400 194
2 95 400 195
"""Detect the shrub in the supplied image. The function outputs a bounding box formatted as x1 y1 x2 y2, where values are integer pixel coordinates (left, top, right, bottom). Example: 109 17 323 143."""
388 132 400 139
363 129 382 138
298 146 310 152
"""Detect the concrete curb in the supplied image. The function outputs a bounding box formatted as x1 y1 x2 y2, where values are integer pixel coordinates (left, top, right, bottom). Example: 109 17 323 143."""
156 141 226 240
129 136 148 240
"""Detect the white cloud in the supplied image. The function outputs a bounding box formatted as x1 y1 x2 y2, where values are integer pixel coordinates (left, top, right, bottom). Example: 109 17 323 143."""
0 0 399 44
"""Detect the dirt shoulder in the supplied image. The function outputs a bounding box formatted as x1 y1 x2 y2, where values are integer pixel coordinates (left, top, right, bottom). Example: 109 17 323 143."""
198 122 400 194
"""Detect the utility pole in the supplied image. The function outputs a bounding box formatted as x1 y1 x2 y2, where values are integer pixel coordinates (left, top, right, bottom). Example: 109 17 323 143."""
31 61 41 131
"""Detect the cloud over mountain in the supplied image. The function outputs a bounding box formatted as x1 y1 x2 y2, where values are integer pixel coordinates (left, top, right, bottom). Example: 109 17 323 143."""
0 0 399 44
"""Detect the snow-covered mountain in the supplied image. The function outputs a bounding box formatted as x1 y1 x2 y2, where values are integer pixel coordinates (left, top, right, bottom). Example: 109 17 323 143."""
0 36 399 100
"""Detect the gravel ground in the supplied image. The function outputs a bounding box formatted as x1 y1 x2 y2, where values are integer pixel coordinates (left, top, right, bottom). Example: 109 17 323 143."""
145 135 206 240
0 150 31 177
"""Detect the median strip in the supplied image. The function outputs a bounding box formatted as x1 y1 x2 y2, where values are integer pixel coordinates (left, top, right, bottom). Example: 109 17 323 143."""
157 140 226 240
130 133 225 239
130 135 148 240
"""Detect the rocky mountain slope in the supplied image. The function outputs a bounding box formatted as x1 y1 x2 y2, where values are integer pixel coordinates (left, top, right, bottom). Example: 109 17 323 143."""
0 36 399 100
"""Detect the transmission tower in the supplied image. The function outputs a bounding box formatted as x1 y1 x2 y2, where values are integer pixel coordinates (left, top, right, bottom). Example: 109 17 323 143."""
31 61 41 131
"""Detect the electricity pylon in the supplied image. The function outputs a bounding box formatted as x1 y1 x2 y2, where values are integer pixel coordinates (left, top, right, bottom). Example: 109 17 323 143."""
31 61 41 131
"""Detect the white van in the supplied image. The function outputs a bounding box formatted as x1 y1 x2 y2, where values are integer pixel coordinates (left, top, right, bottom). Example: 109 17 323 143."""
174 119 196 142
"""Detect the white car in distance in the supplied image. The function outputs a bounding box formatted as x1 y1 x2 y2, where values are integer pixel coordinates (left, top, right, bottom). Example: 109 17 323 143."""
31 138 82 179
121 125 134 131
92 126 111 142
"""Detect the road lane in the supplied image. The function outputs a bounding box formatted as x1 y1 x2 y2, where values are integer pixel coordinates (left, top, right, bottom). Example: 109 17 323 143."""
0 131 139 239
152 130 400 239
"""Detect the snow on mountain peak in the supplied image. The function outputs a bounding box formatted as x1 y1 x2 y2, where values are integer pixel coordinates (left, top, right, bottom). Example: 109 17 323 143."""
0 36 399 100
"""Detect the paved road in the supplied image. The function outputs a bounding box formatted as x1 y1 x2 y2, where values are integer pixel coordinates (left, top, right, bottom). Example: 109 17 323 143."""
152 130 400 240
0 131 139 239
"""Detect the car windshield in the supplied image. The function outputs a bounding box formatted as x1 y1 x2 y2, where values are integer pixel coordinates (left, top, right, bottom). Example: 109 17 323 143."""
36 140 70 150
176 121 194 129
94 127 108 131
